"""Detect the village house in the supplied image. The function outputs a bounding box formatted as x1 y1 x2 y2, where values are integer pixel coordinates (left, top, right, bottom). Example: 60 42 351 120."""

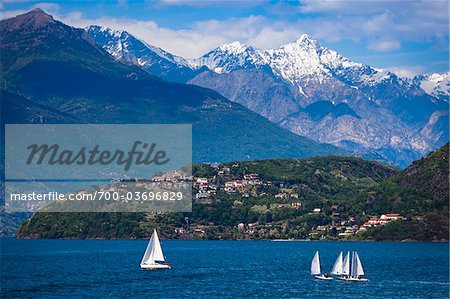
174 227 186 234
243 173 259 180
338 231 353 238
362 213 403 228
196 177 209 184
316 225 328 231
217 167 231 176
191 226 206 234
195 192 210 199
274 193 289 199
338 225 359 237
381 213 403 221
209 162 220 169
291 202 302 208
224 186 236 193
225 180 245 188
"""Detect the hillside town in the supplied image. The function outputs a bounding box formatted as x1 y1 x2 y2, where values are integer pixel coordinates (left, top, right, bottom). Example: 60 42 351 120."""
160 163 407 240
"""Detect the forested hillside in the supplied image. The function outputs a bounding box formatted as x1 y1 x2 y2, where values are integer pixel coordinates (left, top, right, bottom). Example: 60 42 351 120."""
17 144 449 241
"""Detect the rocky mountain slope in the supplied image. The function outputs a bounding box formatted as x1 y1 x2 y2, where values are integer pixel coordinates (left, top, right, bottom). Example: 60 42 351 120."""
87 28 449 167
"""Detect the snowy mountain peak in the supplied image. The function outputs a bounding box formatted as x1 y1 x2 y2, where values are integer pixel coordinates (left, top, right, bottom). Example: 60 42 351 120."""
424 72 449 84
86 25 190 68
414 72 450 101
293 34 319 48
192 33 392 86
86 25 194 82
83 26 448 166
190 41 259 73
217 41 254 54
87 25 126 40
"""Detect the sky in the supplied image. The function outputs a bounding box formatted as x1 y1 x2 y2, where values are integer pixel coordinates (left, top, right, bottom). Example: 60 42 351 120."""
1 0 449 77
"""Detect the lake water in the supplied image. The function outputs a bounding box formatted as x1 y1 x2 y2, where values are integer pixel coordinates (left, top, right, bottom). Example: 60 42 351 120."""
1 238 448 298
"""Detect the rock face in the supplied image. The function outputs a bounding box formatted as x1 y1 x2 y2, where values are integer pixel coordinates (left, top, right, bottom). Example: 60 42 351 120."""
87 27 449 167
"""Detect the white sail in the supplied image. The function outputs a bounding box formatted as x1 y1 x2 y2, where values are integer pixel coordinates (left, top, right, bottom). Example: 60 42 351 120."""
331 251 343 275
311 251 321 275
354 252 365 276
342 251 351 275
141 229 165 264
351 252 356 277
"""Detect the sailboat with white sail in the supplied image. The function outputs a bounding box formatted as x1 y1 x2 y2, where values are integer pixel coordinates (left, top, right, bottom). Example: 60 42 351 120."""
335 251 368 282
140 229 171 270
331 251 344 277
311 251 333 280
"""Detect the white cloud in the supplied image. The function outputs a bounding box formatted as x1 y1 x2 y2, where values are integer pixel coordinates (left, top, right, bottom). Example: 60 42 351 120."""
151 0 268 8
1 0 448 60
387 66 425 78
60 13 307 58
0 1 59 19
368 39 401 52
31 2 60 13
299 0 449 52
0 8 27 19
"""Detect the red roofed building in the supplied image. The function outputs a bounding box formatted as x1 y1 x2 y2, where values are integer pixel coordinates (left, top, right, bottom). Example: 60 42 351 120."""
381 213 401 221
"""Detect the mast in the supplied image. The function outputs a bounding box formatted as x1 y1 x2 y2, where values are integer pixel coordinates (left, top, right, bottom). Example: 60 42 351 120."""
342 251 350 276
331 251 343 275
311 251 321 275
351 251 356 277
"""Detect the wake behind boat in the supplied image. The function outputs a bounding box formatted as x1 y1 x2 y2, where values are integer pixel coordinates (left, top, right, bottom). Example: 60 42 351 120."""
334 251 368 282
311 251 333 280
140 229 171 270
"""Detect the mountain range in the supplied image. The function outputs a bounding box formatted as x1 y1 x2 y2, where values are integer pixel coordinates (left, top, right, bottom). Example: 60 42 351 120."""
0 9 343 164
87 26 449 167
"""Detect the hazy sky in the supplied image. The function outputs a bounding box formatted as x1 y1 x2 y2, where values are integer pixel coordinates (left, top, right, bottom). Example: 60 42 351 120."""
1 0 448 76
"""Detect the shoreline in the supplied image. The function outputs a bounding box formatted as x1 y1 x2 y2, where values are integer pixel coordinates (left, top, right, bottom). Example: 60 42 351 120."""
5 236 449 243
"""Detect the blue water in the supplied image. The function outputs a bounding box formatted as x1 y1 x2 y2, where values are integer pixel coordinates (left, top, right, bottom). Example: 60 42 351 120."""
1 238 448 298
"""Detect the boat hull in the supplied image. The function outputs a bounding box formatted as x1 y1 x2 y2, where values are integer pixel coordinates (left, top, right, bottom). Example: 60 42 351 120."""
314 275 333 280
337 276 369 282
140 263 171 270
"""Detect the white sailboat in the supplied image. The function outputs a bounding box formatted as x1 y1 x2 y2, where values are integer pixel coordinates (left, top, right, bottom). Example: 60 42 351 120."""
311 251 333 280
140 229 171 270
336 251 368 282
331 251 344 276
